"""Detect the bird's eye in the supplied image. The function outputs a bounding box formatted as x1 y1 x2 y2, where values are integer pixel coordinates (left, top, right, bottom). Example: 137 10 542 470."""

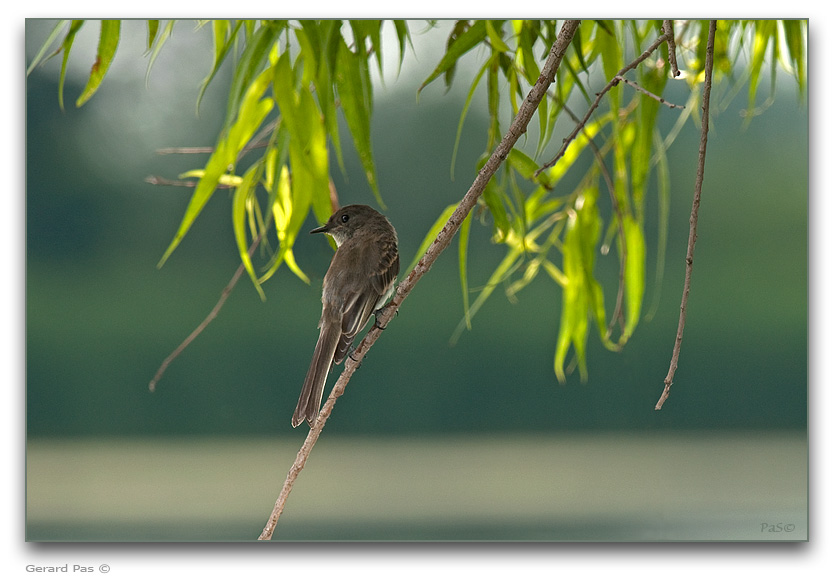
340 213 350 223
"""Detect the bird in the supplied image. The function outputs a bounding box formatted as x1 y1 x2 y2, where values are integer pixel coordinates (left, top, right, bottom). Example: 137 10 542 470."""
292 204 399 428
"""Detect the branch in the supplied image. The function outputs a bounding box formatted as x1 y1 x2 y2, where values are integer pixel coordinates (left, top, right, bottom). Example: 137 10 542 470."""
148 211 274 392
663 20 681 78
257 19 582 542
655 20 716 410
614 76 685 109
536 27 675 177
146 119 283 391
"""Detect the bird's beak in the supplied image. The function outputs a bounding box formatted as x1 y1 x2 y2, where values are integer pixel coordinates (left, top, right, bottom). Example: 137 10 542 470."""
310 224 328 234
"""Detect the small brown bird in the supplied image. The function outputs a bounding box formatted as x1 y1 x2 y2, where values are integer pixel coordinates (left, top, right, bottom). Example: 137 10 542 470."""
292 205 399 428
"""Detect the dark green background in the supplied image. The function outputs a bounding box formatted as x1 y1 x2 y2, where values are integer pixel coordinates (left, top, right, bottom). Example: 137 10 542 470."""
24 20 808 541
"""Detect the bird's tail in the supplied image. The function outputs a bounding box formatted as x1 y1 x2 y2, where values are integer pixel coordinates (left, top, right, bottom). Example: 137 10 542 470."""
292 321 340 428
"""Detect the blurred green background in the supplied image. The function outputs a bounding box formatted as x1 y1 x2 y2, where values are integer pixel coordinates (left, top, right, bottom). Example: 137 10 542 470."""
25 20 807 541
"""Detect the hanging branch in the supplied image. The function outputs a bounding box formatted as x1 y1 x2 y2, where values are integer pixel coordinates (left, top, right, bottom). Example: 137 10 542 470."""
257 19 582 542
655 20 717 410
535 26 675 178
147 120 280 392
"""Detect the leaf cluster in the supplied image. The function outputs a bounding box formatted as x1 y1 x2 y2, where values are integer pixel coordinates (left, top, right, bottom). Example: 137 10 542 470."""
28 19 806 382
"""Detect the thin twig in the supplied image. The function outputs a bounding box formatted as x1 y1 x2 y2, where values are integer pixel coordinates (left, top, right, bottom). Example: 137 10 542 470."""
155 146 215 155
655 20 716 411
614 76 685 109
257 19 582 542
155 119 278 156
535 28 674 177
663 20 681 78
145 175 234 189
148 211 274 392
149 268 242 392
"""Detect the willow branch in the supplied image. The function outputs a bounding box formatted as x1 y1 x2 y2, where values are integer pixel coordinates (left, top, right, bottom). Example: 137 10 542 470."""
536 27 674 177
146 120 282 391
257 19 582 542
614 76 685 109
149 211 274 392
663 20 681 78
655 20 716 410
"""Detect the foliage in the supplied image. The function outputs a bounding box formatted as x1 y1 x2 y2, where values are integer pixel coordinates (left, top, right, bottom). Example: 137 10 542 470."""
27 19 806 382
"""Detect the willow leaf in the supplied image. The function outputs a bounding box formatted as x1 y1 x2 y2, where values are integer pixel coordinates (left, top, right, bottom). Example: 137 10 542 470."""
452 246 523 345
232 163 266 300
335 38 382 206
224 21 282 131
451 54 494 179
76 20 120 107
485 20 509 53
419 20 487 92
57 20 84 111
196 20 241 113
645 130 670 322
145 20 175 88
748 21 776 113
620 216 645 343
458 212 474 331
146 20 160 52
392 20 412 74
26 19 69 75
158 68 274 267
406 204 457 274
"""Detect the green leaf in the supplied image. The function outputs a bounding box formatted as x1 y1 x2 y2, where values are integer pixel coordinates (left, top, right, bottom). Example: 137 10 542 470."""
526 112 612 212
26 19 69 75
620 216 645 343
482 176 510 241
146 20 160 52
158 67 274 267
631 63 668 220
748 20 777 113
452 246 523 345
76 20 121 107
224 21 283 131
570 21 588 73
350 19 384 76
419 20 487 92
145 20 175 88
298 20 345 176
451 54 494 179
232 163 267 300
781 20 806 96
485 20 510 53
406 204 458 274
57 20 85 111
645 130 670 322
516 21 541 85
195 20 241 113
486 52 501 149
260 163 310 285
335 37 382 207
392 19 412 74
272 50 331 246
508 148 540 181
554 186 604 382
458 212 474 330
